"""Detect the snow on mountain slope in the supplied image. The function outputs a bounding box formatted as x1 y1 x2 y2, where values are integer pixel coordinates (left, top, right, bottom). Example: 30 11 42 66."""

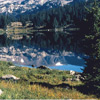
0 0 73 14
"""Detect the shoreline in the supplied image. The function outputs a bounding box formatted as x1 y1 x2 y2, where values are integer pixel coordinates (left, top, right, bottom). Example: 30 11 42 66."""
15 63 83 73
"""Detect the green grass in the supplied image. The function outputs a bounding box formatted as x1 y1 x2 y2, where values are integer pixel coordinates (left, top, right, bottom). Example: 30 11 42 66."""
0 61 98 99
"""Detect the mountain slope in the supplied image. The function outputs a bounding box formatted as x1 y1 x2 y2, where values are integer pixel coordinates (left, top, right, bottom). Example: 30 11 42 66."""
0 0 73 14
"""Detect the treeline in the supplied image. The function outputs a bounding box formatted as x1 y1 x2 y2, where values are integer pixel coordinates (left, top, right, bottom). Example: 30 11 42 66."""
18 1 87 28
0 0 95 29
0 14 17 29
17 0 94 28
31 2 86 28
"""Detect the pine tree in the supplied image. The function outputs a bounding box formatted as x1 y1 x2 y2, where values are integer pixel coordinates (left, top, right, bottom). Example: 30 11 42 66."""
81 0 100 93
53 17 59 28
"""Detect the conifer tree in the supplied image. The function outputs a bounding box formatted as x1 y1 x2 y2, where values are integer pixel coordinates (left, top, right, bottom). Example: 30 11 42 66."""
81 0 100 93
53 17 59 28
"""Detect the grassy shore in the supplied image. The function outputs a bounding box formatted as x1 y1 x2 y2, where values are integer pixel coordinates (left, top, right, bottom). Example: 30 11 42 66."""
0 61 98 99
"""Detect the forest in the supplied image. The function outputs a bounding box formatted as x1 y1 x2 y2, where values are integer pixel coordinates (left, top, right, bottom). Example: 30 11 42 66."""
0 0 94 29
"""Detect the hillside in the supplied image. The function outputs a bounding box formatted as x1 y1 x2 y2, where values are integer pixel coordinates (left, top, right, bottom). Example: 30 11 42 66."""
0 0 73 15
0 0 93 29
0 61 98 99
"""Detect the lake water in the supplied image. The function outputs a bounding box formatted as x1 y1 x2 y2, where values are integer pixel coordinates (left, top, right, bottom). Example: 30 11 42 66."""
0 31 85 72
16 64 84 72
49 65 83 72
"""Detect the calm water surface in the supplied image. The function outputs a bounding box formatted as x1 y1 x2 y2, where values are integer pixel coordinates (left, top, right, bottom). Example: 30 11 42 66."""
0 31 85 72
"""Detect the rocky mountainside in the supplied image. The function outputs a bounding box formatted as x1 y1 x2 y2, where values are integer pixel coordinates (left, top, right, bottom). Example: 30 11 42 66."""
0 45 84 67
0 0 73 14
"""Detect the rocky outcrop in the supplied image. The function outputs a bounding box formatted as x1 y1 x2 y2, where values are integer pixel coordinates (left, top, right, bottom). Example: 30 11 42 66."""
74 74 81 81
70 70 76 75
9 66 16 68
68 70 82 81
0 0 73 14
0 89 3 96
0 75 20 81
0 41 85 68
37 65 51 70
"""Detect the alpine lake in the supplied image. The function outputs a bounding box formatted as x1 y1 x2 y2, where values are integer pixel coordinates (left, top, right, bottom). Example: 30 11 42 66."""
0 30 85 72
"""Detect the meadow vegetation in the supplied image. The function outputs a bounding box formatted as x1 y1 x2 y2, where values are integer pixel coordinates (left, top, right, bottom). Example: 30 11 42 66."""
0 61 98 99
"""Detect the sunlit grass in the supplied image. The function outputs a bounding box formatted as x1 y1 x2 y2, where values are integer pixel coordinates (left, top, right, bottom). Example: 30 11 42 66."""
0 61 98 99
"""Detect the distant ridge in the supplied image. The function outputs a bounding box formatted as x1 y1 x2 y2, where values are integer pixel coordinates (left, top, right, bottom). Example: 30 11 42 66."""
0 0 87 15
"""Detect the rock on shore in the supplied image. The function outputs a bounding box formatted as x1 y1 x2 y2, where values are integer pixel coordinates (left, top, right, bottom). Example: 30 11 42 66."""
0 89 3 96
0 75 20 81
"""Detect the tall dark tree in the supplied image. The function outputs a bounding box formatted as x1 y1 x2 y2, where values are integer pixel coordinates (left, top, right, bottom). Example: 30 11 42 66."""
81 0 100 93
53 17 59 28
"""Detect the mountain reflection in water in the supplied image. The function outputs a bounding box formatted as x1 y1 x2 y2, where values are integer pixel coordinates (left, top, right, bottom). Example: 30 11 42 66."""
0 31 85 69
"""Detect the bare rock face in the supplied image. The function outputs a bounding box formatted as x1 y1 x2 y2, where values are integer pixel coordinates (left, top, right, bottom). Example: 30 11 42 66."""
1 75 20 81
0 0 73 14
0 89 3 96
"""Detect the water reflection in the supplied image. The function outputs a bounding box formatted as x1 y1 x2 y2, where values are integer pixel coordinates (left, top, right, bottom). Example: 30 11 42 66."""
0 31 85 68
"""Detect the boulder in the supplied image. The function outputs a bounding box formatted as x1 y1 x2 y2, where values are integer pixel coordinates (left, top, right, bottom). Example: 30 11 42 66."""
75 74 81 81
71 74 81 81
37 65 51 70
70 70 75 75
9 66 16 68
1 75 20 81
0 89 3 96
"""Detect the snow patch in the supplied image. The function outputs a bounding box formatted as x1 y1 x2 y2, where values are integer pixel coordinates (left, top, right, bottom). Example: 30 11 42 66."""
55 62 63 66
21 58 24 63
